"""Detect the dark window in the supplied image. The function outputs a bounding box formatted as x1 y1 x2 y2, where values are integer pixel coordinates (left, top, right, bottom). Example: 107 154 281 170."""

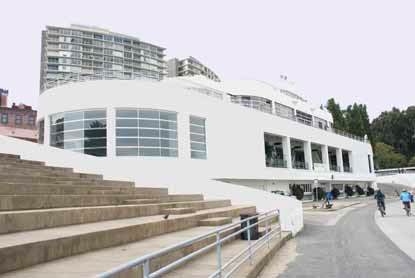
368 155 372 173
28 116 35 126
1 113 8 124
15 115 22 125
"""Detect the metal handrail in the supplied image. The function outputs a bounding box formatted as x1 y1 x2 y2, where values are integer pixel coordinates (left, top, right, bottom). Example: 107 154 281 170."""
97 209 281 278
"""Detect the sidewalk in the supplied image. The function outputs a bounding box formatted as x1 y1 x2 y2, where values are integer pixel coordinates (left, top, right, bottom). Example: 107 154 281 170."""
303 198 364 212
375 201 415 261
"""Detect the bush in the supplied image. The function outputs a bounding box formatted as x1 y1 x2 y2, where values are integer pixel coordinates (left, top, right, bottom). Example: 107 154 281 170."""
355 185 365 195
345 185 354 197
290 184 304 201
331 188 340 199
366 187 375 196
312 187 326 201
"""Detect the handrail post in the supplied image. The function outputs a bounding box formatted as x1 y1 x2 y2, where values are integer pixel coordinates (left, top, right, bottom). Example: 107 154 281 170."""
266 215 270 249
247 220 252 264
216 231 222 278
143 260 150 278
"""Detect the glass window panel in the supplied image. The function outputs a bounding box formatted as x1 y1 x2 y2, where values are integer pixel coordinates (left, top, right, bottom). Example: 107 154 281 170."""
51 114 65 125
84 138 106 148
161 139 178 148
116 148 138 156
190 125 205 134
139 128 159 138
139 119 159 128
160 120 177 130
116 128 138 137
63 140 84 149
84 110 106 119
160 111 177 121
64 121 84 131
116 110 138 118
190 133 205 143
64 111 83 122
84 148 107 157
84 119 107 129
139 148 160 156
139 138 160 147
64 130 84 140
139 110 159 119
84 129 106 138
116 138 138 146
160 130 177 139
51 124 64 133
191 142 206 151
161 148 178 157
191 151 207 159
116 119 138 127
50 133 64 144
190 117 205 126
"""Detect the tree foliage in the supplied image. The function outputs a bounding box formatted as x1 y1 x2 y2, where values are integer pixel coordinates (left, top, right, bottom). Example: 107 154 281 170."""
326 99 415 169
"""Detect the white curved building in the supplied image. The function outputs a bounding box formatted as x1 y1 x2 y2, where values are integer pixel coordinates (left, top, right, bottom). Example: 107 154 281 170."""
32 76 376 234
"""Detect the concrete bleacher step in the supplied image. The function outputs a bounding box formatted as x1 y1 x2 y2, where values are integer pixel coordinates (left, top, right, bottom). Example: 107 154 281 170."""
0 164 74 174
0 199 232 234
198 217 233 226
0 194 162 210
0 205 256 274
0 225 242 278
0 182 168 196
161 207 196 215
124 194 204 204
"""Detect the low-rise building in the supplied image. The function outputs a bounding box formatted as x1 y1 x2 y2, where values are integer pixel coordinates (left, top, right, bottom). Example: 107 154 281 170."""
0 89 38 142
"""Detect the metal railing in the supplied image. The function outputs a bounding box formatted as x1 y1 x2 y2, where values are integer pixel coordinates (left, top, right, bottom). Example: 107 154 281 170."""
292 161 309 170
266 158 287 168
98 209 281 278
375 167 415 176
42 73 159 92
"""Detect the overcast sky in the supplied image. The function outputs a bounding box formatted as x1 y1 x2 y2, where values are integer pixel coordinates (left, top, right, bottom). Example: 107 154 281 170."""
1 0 414 120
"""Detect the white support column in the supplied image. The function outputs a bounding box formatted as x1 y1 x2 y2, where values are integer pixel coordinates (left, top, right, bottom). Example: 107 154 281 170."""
321 145 329 172
106 107 116 158
348 151 353 172
44 116 51 146
304 141 313 170
336 148 344 172
282 136 292 169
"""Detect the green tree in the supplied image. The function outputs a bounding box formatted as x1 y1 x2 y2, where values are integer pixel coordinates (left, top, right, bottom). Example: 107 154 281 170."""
326 98 346 130
374 142 407 169
408 156 415 167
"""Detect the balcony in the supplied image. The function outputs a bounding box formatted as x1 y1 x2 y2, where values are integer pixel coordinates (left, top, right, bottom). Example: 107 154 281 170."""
293 161 309 170
266 158 287 168
330 165 341 172
343 165 353 173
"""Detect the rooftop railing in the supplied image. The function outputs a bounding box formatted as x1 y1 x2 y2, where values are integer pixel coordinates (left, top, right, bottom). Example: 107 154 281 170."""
98 209 281 278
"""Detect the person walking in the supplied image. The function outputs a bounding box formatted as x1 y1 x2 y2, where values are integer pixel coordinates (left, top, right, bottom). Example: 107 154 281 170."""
374 189 386 214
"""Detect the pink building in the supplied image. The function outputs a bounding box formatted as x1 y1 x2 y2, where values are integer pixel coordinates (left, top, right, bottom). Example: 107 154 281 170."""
0 89 38 142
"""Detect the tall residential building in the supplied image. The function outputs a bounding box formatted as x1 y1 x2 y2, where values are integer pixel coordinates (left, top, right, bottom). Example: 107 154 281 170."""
40 25 166 93
0 89 38 142
167 56 220 82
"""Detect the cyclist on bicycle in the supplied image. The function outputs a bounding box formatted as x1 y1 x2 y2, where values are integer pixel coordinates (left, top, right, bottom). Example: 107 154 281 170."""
400 189 412 212
374 189 386 214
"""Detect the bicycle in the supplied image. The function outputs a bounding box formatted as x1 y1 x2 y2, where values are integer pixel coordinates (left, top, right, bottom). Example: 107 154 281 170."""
378 204 386 217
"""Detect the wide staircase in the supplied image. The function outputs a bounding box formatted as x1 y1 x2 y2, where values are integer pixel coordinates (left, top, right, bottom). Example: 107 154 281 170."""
0 153 288 277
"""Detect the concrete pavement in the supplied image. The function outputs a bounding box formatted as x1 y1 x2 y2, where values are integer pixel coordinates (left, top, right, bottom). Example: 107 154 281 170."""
375 201 415 261
259 200 415 278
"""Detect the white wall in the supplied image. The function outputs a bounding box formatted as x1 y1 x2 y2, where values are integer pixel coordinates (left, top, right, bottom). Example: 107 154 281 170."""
0 135 303 235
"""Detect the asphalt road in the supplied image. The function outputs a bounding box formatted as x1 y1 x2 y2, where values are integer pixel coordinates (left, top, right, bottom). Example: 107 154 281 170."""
277 202 415 278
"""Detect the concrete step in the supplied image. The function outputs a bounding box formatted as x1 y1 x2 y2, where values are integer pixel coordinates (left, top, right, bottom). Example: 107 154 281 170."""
161 207 196 215
0 158 45 166
0 225 239 278
0 194 157 210
0 177 135 188
0 163 74 174
0 182 168 196
0 169 103 181
0 174 104 184
198 217 232 226
124 194 204 204
0 200 231 234
0 205 256 274
0 153 20 160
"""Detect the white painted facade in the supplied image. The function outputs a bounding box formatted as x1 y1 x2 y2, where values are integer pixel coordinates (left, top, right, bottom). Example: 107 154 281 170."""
2 76 376 235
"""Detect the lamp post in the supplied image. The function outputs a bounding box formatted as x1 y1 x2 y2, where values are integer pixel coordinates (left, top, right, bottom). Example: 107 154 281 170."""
313 179 318 202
